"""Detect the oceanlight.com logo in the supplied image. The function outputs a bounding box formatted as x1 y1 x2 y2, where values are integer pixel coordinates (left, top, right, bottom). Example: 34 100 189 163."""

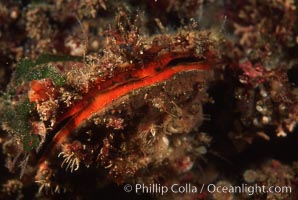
207 183 292 196
123 183 292 196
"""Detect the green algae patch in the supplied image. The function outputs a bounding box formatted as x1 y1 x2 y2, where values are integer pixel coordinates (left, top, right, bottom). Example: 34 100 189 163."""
15 54 82 86
1 54 82 152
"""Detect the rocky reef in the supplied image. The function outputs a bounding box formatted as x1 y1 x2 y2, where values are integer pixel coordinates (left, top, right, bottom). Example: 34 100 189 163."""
0 0 298 199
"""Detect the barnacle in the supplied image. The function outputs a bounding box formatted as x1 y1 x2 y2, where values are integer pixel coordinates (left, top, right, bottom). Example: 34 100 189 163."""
35 179 51 194
35 161 53 193
57 141 83 173
36 178 66 195
58 151 80 173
